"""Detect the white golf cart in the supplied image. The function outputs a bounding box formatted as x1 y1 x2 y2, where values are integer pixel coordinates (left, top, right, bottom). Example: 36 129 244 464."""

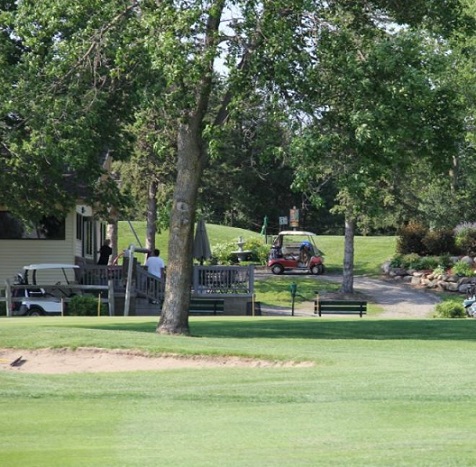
11 263 80 316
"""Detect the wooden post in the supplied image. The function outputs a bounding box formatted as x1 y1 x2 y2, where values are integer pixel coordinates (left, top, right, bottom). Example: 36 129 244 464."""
314 290 319 315
97 292 101 316
5 279 11 317
124 245 135 316
108 279 115 316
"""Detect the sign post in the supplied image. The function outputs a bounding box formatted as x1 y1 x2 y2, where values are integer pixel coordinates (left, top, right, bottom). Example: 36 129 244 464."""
290 206 299 230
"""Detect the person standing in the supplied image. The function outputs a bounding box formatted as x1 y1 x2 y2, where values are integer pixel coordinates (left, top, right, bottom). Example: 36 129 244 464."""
97 239 112 265
145 249 165 304
145 249 165 279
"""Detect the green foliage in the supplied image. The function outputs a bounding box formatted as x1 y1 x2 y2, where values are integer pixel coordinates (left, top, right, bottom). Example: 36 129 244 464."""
432 265 446 276
68 295 107 316
0 0 141 221
451 260 474 277
422 228 456 255
438 253 454 269
243 238 269 264
397 222 428 255
390 253 439 270
434 301 466 318
418 256 440 271
210 238 268 265
210 241 237 265
455 226 476 256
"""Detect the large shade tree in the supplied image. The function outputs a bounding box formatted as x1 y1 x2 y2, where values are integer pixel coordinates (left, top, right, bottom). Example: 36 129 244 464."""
0 0 142 221
289 8 469 292
1 0 471 333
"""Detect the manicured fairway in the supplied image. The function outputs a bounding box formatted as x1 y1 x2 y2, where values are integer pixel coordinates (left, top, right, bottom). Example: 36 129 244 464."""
0 316 475 466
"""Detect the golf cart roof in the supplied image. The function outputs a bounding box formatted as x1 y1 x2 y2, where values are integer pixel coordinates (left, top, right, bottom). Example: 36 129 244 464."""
278 230 318 236
23 263 80 271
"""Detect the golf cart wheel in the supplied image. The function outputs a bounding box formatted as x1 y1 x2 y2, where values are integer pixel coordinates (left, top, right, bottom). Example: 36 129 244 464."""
28 307 44 317
271 264 284 275
311 264 324 275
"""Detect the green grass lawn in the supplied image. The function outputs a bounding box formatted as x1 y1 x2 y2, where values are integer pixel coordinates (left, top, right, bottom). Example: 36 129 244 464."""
119 221 397 275
1 317 475 466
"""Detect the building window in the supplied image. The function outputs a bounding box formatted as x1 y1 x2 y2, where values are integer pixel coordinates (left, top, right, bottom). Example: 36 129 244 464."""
76 214 83 240
0 212 66 240
84 218 93 256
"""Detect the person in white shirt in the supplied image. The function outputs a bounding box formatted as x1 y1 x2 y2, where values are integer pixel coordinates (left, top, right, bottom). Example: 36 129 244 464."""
145 249 165 279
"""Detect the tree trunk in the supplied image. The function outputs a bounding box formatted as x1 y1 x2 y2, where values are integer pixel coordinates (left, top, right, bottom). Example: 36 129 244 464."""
342 215 355 293
145 179 158 253
157 120 204 335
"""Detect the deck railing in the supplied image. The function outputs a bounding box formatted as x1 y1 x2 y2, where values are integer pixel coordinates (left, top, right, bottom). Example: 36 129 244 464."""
192 265 254 295
2 264 254 316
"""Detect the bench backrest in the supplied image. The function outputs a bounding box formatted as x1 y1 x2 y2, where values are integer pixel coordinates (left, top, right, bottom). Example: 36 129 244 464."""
318 300 367 317
189 298 224 314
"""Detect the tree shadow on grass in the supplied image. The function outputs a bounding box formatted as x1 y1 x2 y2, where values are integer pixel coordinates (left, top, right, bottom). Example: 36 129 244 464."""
74 318 476 341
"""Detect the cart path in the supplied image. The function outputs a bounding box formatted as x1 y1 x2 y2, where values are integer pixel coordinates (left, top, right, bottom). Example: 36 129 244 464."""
351 276 441 318
257 272 442 318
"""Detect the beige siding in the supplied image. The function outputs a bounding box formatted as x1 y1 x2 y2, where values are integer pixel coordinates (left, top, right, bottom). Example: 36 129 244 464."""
0 212 77 284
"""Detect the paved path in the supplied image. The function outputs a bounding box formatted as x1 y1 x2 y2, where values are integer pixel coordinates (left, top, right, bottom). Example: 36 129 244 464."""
257 272 442 318
351 276 441 318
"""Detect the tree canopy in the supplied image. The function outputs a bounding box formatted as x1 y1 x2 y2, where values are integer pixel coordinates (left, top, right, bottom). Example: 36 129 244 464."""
1 0 474 332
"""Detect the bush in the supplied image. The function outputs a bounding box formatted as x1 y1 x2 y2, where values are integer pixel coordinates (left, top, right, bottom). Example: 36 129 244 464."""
438 254 454 270
212 238 268 265
432 265 445 276
455 226 476 256
397 222 428 255
451 260 474 277
243 238 269 265
417 256 440 271
434 301 466 318
68 295 107 316
389 254 449 271
422 229 455 255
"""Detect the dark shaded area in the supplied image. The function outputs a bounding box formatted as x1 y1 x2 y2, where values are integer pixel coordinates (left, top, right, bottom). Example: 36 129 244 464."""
72 318 476 342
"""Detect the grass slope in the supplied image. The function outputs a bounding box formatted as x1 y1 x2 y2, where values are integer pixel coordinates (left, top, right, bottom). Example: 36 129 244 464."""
119 221 396 275
1 317 475 466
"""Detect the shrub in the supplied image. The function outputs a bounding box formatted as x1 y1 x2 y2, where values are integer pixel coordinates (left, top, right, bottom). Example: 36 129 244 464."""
389 254 403 268
389 254 446 271
400 253 423 269
397 222 427 255
243 238 269 265
417 256 439 271
455 226 476 256
451 260 474 277
438 254 454 270
432 265 445 276
68 295 107 316
211 242 237 264
422 229 455 255
211 238 269 265
434 301 466 319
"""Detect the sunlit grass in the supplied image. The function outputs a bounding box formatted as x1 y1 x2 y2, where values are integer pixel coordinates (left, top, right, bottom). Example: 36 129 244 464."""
0 317 475 466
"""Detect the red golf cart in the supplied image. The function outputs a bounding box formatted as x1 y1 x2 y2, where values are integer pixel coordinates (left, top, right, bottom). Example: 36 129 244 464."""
267 230 325 275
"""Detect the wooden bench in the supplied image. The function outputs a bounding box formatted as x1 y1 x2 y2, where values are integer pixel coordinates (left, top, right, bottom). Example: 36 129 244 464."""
189 297 224 315
315 299 367 317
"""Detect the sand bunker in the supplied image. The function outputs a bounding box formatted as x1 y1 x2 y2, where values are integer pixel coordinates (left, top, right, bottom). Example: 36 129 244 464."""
0 348 313 374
